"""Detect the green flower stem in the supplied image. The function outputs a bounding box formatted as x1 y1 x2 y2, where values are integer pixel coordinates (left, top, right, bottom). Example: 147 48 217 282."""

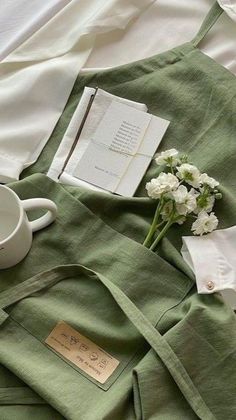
155 220 165 230
143 200 163 247
149 217 174 251
187 214 198 219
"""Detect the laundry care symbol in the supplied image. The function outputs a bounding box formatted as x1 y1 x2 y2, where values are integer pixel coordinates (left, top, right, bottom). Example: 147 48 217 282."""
70 336 80 346
89 352 98 361
60 333 79 346
98 359 108 369
79 343 88 352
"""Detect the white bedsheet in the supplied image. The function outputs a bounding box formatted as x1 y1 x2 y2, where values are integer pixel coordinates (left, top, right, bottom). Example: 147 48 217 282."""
85 0 236 75
0 0 154 183
0 0 72 61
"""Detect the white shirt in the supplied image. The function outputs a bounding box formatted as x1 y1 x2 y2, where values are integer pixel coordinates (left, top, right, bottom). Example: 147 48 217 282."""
182 227 236 309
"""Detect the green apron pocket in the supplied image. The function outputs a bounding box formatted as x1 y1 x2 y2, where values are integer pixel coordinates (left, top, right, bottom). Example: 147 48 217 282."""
133 350 198 420
4 268 148 391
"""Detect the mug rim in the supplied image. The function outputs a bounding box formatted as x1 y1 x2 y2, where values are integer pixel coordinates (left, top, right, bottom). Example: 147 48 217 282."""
0 185 24 244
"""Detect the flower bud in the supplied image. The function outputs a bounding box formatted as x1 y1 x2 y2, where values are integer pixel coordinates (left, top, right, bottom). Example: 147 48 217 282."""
180 154 189 163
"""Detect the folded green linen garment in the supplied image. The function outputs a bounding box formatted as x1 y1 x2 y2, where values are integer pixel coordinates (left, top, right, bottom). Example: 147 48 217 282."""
0 172 235 420
0 3 236 419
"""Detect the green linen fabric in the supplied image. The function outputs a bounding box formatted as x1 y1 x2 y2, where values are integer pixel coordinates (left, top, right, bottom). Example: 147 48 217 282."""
0 3 236 419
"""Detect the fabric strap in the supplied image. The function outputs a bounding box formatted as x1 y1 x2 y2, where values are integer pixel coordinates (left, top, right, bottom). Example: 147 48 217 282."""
0 387 45 405
0 264 215 419
192 1 223 47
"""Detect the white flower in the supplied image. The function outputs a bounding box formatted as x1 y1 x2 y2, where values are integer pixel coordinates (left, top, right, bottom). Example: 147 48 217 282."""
155 149 179 167
195 194 215 214
171 186 198 216
176 163 201 187
161 200 185 224
199 173 219 189
146 172 179 199
161 200 173 220
191 211 218 236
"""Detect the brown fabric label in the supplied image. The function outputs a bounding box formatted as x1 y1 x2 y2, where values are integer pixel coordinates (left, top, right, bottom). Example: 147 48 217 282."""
45 321 120 384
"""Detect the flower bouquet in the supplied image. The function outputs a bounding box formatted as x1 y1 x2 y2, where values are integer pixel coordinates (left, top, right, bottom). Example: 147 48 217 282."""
143 149 222 251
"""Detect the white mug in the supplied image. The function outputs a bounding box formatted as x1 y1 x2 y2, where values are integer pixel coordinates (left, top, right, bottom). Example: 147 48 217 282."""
0 185 57 269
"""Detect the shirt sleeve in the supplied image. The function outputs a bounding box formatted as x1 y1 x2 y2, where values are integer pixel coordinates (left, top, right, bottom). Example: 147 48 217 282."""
0 0 153 183
181 226 236 307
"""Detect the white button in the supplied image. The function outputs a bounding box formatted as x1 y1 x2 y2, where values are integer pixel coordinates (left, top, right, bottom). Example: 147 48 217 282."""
206 280 215 291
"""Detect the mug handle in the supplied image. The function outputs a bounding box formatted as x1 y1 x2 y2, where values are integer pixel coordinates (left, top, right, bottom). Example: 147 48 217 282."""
22 199 58 233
